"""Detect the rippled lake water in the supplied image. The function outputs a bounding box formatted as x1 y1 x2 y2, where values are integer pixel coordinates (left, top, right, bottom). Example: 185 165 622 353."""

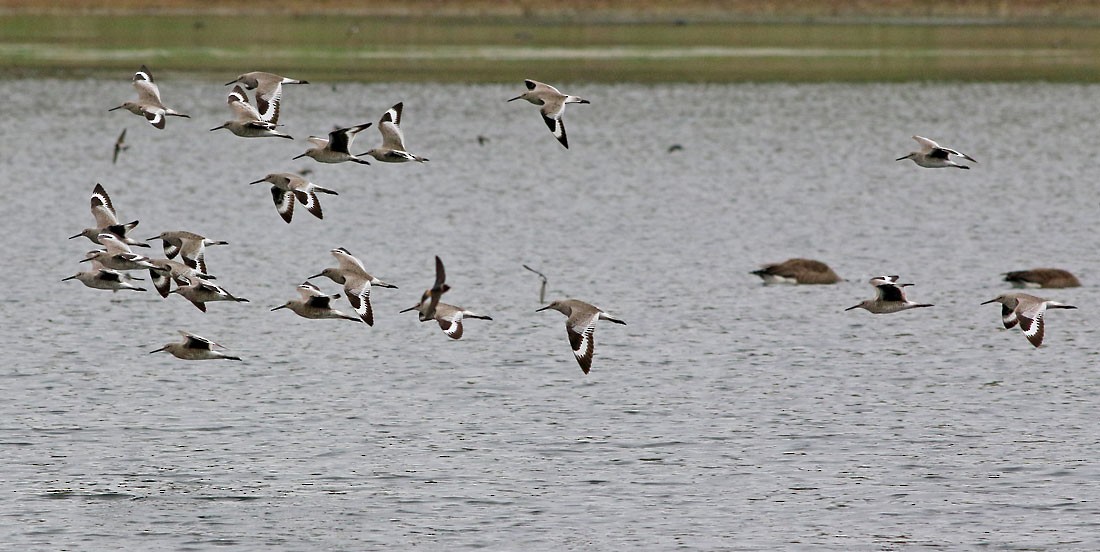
3 78 1099 549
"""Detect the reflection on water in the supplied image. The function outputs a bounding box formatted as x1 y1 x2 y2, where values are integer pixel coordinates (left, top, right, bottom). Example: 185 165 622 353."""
3 79 1099 549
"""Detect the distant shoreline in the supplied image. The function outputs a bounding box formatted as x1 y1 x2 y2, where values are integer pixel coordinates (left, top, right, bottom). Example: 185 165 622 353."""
6 0 1100 24
6 5 1100 82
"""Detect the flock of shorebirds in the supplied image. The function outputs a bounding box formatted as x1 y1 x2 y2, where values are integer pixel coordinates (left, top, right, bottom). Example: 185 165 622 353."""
67 66 1079 373
71 66 622 373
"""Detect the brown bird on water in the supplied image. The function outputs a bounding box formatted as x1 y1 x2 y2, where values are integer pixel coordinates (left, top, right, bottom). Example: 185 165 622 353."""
1002 268 1080 289
751 258 840 285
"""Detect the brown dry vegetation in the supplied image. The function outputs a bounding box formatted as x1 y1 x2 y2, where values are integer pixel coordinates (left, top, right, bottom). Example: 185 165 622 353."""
6 0 1100 21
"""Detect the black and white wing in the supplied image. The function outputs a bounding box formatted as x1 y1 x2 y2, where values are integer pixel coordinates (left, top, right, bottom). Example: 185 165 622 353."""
566 316 598 374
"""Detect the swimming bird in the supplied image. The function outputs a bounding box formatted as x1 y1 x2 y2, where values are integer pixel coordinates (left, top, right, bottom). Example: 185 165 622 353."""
63 262 146 292
522 264 549 303
224 71 308 123
508 79 589 149
293 122 373 164
402 256 450 322
1002 268 1081 289
359 102 428 163
112 128 128 164
751 258 841 285
108 65 190 129
272 282 361 322
210 85 292 139
150 330 241 361
896 135 976 169
147 231 228 274
401 302 491 339
982 292 1077 347
69 183 149 247
310 247 397 326
146 258 214 298
845 275 933 314
537 299 625 374
248 173 338 223
170 277 249 312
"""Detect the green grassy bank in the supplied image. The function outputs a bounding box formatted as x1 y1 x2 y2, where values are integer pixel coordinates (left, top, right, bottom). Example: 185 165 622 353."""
3 13 1100 82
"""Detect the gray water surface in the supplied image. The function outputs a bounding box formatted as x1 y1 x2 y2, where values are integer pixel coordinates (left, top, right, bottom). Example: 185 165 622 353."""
2 79 1099 550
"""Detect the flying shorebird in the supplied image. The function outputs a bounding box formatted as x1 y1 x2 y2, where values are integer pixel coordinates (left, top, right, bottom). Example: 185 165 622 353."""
108 65 190 129
150 330 241 361
248 173 338 223
537 299 625 374
896 135 976 169
1002 268 1081 289
293 122 373 164
112 129 129 164
272 281 361 322
80 233 158 271
402 256 450 323
224 71 308 123
145 258 214 298
359 102 428 163
309 247 398 326
751 258 841 285
169 277 249 312
210 85 292 139
401 302 491 339
982 292 1077 347
63 261 147 293
81 248 157 272
508 79 590 149
845 275 934 314
69 183 149 247
147 231 228 274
